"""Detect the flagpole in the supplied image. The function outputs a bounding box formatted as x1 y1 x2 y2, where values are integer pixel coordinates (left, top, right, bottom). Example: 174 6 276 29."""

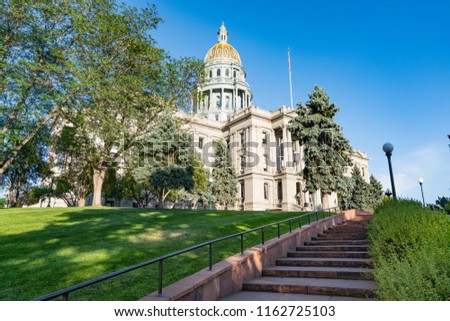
288 48 294 108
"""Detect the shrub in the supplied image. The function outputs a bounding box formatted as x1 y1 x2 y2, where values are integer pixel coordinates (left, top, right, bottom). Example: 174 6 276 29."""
368 200 450 300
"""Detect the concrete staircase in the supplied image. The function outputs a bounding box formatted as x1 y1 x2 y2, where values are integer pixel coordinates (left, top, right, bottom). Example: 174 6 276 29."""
224 215 378 301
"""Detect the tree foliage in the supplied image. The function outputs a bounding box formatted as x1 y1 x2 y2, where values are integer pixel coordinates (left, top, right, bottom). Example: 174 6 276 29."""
51 125 92 206
127 111 196 208
212 139 238 208
347 166 383 212
1 1 203 207
1 126 49 207
288 85 352 208
349 166 369 210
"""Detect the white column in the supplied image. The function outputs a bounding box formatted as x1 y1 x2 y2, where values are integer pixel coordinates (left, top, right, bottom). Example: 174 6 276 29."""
286 129 293 165
282 126 288 168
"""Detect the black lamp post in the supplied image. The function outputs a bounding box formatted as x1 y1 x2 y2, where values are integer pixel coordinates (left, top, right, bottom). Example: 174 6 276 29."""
382 143 397 201
418 178 425 207
385 188 392 199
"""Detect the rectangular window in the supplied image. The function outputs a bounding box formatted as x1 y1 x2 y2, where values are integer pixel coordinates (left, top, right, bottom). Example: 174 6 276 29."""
263 154 268 171
262 131 267 145
277 181 283 202
240 155 245 173
198 137 204 149
240 132 245 146
264 183 269 200
240 180 245 201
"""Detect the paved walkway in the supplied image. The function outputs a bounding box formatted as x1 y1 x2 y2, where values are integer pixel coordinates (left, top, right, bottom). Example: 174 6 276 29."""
223 215 377 301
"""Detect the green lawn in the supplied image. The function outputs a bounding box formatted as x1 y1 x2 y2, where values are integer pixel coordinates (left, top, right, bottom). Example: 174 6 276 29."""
0 207 319 301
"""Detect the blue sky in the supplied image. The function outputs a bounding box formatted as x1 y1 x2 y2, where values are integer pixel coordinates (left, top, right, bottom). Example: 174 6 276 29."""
123 0 450 203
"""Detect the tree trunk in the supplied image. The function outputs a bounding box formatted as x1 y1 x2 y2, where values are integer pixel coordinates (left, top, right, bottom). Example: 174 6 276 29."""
78 197 86 207
92 168 106 207
321 192 329 210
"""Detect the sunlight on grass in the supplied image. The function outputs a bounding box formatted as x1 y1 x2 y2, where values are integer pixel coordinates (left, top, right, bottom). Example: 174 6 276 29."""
0 207 309 300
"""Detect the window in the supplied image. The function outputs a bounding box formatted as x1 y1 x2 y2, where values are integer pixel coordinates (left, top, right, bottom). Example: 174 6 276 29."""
216 95 221 108
215 114 219 121
263 154 268 171
264 183 269 200
240 181 245 201
240 155 245 173
226 69 230 77
277 181 283 201
225 95 230 108
198 137 204 149
225 49 229 55
233 71 236 78
217 69 221 77
209 70 212 78
262 131 268 145
240 132 245 146
217 49 221 54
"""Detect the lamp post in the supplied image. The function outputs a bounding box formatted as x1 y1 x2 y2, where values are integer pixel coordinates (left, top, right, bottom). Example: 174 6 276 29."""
385 188 392 199
418 178 425 207
382 143 397 201
209 174 213 210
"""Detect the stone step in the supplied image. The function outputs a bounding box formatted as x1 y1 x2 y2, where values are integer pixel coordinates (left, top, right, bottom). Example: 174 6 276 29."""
222 291 370 301
297 245 369 252
263 266 374 280
304 240 368 246
277 257 374 268
312 236 367 241
243 277 378 299
288 250 370 259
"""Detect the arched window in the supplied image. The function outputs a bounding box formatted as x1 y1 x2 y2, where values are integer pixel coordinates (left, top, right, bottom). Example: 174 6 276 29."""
233 71 236 78
217 69 221 77
209 70 212 78
225 69 230 77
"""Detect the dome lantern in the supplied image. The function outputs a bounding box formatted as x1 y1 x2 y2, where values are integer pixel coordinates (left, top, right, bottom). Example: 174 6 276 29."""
218 21 228 43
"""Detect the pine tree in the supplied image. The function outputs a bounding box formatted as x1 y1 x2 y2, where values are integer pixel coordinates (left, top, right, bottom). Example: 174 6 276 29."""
349 166 369 210
130 111 195 208
367 174 384 211
288 85 353 208
212 139 238 209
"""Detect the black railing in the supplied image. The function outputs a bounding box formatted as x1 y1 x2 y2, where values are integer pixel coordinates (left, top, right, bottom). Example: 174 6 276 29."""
33 207 338 301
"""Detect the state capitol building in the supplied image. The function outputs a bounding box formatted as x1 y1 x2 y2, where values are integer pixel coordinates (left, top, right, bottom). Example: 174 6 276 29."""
182 22 369 211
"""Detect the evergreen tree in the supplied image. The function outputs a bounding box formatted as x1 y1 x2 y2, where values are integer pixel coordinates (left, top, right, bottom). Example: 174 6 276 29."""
349 166 369 210
212 139 238 209
288 85 353 208
130 111 195 208
367 174 384 211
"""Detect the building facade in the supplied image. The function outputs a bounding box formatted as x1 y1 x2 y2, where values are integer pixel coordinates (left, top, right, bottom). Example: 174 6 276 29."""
184 22 369 211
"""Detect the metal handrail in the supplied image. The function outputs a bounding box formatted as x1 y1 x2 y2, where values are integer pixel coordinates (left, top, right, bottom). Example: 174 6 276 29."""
33 206 338 301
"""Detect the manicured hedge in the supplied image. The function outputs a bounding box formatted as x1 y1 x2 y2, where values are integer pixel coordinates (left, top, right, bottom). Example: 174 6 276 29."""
368 200 450 300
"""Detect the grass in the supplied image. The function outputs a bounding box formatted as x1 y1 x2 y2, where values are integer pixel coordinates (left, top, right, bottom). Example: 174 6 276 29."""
368 200 450 300
0 207 323 301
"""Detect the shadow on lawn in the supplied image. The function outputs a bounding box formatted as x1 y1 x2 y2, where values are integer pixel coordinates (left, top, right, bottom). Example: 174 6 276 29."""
0 207 274 300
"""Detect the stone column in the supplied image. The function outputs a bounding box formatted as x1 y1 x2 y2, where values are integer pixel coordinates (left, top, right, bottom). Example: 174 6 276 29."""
282 126 288 169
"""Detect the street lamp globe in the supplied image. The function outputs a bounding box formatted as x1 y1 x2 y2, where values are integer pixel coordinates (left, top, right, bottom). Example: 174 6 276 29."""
209 176 213 183
382 143 394 154
418 177 424 185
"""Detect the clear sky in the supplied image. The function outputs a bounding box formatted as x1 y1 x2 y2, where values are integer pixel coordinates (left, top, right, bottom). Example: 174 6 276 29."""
122 0 450 204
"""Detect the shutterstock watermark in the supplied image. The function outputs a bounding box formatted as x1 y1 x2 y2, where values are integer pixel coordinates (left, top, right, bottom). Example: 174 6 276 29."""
114 133 348 170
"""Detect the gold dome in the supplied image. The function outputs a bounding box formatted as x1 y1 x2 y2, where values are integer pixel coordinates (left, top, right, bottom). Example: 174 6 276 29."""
204 42 241 63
